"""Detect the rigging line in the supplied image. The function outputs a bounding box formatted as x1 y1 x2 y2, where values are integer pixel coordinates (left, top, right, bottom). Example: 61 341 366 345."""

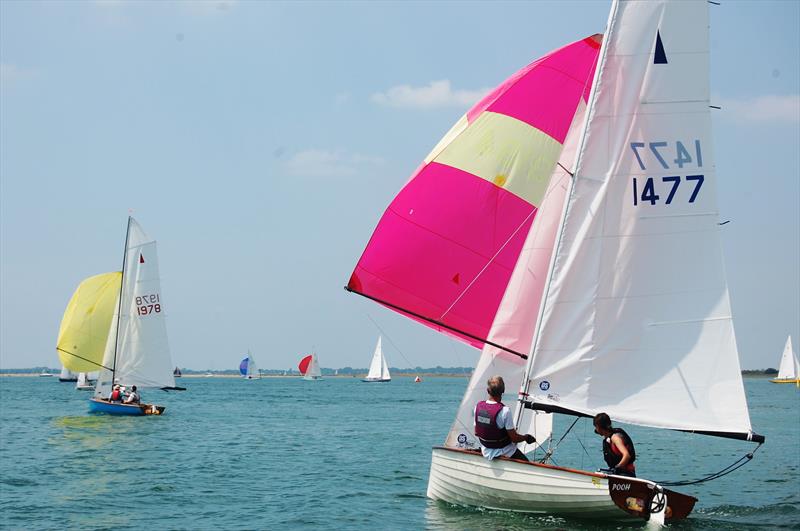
344 286 528 360
654 444 763 486
438 208 536 322
365 313 415 369
55 348 113 372
449 341 469 375
573 428 594 463
540 416 581 463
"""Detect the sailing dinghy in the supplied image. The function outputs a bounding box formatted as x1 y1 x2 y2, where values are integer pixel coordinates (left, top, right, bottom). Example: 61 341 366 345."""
299 353 322 380
770 336 799 384
58 366 78 382
362 336 391 382
57 217 184 416
75 372 96 391
240 351 261 379
347 0 764 522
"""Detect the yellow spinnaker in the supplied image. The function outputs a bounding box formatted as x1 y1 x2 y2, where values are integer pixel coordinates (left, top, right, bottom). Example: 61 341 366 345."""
57 272 121 372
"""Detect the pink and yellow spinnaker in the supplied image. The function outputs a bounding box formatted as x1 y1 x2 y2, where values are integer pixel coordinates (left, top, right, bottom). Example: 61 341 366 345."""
348 35 601 354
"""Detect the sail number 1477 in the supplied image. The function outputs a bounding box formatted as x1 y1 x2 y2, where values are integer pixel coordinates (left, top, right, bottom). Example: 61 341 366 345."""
630 140 704 206
136 294 161 315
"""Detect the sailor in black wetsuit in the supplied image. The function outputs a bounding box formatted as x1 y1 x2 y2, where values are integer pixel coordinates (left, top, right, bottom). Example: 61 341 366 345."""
593 412 636 477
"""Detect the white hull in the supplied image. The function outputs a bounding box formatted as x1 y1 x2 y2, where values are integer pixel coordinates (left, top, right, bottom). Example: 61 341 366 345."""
303 375 322 381
427 447 628 519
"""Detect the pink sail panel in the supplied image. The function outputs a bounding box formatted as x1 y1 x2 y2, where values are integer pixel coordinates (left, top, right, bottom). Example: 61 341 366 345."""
298 355 312 375
349 36 601 351
467 35 601 143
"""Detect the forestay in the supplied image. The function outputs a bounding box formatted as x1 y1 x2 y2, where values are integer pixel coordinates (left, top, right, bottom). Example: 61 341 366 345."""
524 0 755 438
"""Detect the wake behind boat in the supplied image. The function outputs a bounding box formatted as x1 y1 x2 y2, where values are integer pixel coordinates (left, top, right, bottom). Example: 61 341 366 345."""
346 0 764 522
362 336 391 383
57 217 184 416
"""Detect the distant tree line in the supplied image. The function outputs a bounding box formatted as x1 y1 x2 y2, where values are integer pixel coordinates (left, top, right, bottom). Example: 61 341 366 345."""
3 366 779 375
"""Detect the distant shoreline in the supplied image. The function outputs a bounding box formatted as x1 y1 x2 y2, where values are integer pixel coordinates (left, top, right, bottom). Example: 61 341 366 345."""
0 371 778 378
0 372 470 378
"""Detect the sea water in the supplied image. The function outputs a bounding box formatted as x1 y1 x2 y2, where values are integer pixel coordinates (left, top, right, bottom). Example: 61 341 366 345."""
0 376 797 530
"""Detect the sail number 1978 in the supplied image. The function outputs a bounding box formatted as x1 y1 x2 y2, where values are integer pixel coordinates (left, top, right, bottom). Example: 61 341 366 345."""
630 140 704 206
136 294 161 315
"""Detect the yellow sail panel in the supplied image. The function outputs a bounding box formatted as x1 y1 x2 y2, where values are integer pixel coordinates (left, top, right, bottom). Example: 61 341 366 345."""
57 272 121 372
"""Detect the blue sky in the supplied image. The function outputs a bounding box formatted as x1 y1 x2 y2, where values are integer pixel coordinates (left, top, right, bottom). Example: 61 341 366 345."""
1 0 798 371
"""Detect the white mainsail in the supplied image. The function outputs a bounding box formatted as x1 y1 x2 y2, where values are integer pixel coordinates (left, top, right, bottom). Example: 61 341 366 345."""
366 336 391 381
94 217 176 397
776 336 799 380
59 367 77 381
522 0 754 438
245 351 260 378
304 353 322 379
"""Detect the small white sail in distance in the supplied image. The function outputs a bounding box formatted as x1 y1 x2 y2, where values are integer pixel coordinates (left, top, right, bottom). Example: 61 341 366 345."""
365 336 391 381
776 336 799 380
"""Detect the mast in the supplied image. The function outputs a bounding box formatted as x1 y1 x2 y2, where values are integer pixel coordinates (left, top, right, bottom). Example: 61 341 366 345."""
110 216 133 386
514 5 616 429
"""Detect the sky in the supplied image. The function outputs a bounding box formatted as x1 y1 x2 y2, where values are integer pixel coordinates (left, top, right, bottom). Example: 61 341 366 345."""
1 0 798 372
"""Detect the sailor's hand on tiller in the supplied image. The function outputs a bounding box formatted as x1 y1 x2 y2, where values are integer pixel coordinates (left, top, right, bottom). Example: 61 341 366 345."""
524 434 536 444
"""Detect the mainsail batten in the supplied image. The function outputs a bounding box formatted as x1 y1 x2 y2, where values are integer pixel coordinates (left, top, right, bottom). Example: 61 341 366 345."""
348 36 602 351
520 0 760 440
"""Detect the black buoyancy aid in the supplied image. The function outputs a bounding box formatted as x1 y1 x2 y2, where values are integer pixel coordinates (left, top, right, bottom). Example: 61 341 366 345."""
474 401 512 449
602 428 636 471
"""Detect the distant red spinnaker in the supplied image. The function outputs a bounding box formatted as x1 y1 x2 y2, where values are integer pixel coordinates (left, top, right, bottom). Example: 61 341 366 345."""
298 355 312 375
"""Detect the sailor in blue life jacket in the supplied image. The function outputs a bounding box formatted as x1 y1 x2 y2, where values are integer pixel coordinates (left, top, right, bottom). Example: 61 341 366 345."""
593 412 636 477
474 375 537 461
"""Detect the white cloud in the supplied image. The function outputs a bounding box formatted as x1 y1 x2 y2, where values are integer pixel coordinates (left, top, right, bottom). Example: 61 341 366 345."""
285 149 385 178
371 80 490 110
717 95 800 124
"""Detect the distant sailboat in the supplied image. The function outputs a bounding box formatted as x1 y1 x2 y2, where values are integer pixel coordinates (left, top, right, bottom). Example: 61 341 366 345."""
39 370 53 377
58 366 78 382
362 336 391 382
414 376 422 383
173 366 182 378
299 353 322 380
770 336 799 384
239 351 261 379
56 217 184 416
75 372 95 391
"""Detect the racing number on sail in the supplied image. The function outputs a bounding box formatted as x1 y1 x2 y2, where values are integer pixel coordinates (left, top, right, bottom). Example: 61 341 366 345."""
135 294 162 315
630 141 704 206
